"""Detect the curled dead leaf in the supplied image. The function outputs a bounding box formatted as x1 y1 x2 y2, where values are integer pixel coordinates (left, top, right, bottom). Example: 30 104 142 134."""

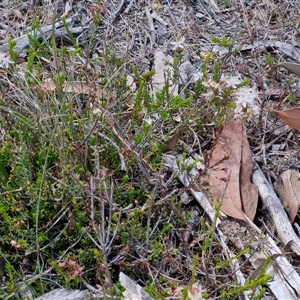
282 62 300 76
271 107 300 131
40 79 108 99
208 120 258 221
274 170 300 223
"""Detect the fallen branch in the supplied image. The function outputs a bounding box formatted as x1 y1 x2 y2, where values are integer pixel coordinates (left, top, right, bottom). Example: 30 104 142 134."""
119 272 154 300
0 15 88 58
34 288 104 300
252 162 300 255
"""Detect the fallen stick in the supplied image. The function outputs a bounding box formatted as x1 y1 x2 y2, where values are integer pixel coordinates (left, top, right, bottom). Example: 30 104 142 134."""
252 162 300 255
0 15 87 58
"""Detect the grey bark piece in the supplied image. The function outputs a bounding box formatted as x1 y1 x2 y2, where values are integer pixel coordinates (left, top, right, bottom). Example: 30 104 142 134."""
240 40 300 62
210 40 300 62
252 162 300 255
119 272 153 300
33 273 154 300
34 288 97 300
0 15 87 58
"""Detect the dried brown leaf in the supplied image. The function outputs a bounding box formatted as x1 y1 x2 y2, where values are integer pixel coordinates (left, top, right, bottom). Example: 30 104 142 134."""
41 79 108 98
240 125 258 221
208 120 258 221
282 62 300 76
14 9 24 19
272 107 300 131
274 170 300 223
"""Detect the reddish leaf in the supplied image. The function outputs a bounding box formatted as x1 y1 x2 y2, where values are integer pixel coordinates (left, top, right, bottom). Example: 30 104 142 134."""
208 120 258 221
272 107 300 131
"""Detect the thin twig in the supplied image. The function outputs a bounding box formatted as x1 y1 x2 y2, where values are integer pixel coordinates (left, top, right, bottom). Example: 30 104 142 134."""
110 0 128 23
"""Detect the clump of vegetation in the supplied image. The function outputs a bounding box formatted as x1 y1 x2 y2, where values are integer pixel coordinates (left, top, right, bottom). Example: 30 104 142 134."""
0 3 276 299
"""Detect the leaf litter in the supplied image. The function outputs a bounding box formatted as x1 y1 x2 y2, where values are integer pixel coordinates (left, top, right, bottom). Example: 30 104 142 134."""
208 120 258 221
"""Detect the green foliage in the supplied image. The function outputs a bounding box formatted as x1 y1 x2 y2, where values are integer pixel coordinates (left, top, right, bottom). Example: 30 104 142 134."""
215 247 250 270
61 18 77 46
213 60 220 82
0 11 270 299
150 242 163 262
144 282 166 299
156 223 173 238
218 0 232 8
7 37 17 61
211 36 234 48
203 203 220 252
265 53 274 67
191 254 198 284
176 152 201 172
287 93 297 103
219 273 272 300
